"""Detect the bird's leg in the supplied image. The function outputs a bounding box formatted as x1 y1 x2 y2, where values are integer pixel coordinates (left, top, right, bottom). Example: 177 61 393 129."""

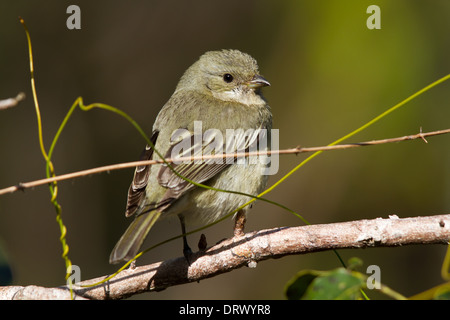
178 214 192 261
233 210 246 237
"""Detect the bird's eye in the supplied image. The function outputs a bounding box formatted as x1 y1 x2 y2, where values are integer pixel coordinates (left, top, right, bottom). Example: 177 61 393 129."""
223 73 234 83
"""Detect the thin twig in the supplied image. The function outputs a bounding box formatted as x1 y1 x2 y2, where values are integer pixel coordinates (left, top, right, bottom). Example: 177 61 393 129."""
0 128 449 196
0 93 25 110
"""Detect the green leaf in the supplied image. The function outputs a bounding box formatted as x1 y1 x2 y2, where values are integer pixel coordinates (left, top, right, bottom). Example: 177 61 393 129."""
285 268 366 300
285 270 319 300
433 286 450 300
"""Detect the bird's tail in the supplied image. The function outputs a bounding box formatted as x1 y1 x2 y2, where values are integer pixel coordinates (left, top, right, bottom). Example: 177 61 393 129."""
109 210 162 264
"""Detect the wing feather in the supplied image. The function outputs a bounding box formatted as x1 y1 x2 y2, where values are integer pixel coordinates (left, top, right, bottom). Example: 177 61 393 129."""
125 131 159 217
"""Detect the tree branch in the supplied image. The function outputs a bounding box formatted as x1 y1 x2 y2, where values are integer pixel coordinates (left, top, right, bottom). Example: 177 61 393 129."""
2 214 449 300
0 93 25 111
0 128 449 196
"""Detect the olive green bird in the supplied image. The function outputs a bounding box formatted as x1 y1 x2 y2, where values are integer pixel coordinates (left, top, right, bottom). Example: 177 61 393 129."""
110 49 272 264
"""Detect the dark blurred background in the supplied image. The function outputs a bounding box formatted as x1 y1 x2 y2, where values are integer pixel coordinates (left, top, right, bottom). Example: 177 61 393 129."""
0 0 449 299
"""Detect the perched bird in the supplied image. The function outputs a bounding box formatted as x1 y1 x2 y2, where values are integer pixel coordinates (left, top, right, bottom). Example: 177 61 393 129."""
110 49 272 264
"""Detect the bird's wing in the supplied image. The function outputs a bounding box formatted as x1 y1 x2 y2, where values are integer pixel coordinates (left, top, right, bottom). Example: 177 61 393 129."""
157 126 263 203
125 131 159 217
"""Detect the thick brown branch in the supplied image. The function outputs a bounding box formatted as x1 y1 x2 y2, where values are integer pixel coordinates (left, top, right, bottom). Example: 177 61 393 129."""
2 214 448 300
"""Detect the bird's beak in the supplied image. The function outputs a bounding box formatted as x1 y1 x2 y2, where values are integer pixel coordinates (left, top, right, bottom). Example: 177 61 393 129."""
245 75 271 88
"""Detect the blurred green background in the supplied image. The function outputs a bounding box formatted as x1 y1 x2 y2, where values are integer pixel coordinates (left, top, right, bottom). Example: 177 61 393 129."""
0 0 449 299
